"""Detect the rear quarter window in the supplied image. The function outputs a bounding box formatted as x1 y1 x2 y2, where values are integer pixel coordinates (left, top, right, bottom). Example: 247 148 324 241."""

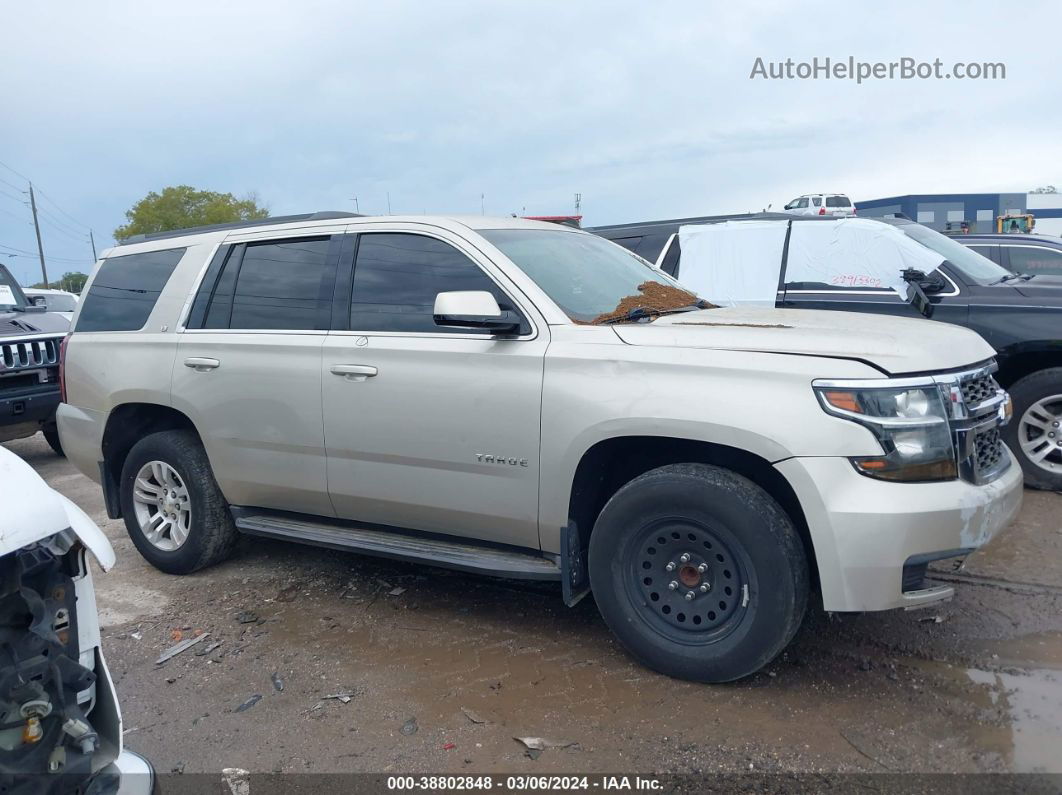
75 248 186 332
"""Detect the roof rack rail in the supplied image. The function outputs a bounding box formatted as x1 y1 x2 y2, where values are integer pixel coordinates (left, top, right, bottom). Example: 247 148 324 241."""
117 211 362 245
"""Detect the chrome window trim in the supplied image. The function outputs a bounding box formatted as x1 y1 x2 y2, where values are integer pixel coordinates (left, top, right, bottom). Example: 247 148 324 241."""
343 228 540 342
654 233 678 268
176 240 226 332
785 271 960 299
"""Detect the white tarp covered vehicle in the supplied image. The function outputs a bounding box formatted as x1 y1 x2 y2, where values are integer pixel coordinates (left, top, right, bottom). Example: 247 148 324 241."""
0 447 152 794
678 217 945 306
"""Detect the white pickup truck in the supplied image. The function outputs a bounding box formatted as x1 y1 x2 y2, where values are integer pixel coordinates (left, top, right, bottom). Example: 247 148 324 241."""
57 213 1022 682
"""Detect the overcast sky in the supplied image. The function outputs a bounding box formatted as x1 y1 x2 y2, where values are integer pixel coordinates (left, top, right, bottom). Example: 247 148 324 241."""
1 0 1059 284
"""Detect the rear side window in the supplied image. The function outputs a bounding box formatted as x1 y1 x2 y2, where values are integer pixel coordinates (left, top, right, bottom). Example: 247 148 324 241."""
194 237 335 330
229 238 334 330
76 248 186 332
811 197 822 207
826 196 851 207
349 233 525 334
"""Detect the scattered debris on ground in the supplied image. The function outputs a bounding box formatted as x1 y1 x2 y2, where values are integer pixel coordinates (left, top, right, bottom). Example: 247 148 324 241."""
235 694 262 713
155 632 210 665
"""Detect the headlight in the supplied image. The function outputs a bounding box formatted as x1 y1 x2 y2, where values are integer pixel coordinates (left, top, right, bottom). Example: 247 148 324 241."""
814 382 957 482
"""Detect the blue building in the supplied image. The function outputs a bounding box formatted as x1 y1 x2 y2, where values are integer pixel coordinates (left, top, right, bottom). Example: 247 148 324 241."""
856 192 1062 236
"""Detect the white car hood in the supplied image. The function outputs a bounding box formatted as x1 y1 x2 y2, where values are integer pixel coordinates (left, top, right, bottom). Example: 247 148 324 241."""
611 307 996 375
0 448 115 569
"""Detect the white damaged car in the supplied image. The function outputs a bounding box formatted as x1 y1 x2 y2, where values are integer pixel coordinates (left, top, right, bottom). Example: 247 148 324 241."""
0 447 152 794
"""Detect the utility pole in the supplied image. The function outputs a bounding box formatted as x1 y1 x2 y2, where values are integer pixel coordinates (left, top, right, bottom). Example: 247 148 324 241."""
386 192 392 214
574 192 582 216
89 229 97 261
28 183 49 288
481 193 485 215
350 196 359 213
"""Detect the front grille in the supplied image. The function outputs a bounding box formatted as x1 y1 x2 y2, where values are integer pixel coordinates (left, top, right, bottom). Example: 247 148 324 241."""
960 373 998 407
0 337 61 371
947 364 1010 485
974 427 1004 474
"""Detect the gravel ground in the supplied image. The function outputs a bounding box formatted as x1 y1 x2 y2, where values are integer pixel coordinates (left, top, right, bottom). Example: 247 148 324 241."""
5 433 1061 787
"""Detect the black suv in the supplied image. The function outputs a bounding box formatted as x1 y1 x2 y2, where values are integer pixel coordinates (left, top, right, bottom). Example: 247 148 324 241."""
592 214 1062 491
0 262 68 454
952 232 1062 277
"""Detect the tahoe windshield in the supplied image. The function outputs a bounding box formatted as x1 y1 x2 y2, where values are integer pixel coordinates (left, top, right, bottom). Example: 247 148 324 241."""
900 223 1010 284
0 265 27 311
481 229 708 324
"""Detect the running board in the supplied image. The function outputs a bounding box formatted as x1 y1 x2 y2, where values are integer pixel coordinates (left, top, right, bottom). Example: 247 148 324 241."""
234 513 562 581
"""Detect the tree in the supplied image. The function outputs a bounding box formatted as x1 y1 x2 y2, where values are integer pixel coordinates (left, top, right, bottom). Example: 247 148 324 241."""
29 272 87 293
114 185 269 240
1030 185 1058 194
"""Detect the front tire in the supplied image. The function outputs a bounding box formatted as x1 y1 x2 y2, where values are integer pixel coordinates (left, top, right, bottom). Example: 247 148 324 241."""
588 463 808 683
1004 367 1062 491
42 425 64 457
120 430 238 574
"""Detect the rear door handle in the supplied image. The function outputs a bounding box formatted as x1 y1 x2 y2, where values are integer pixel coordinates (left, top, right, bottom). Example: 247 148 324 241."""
184 357 220 372
330 364 378 381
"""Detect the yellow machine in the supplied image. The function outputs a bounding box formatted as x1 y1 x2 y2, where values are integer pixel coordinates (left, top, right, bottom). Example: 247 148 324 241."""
997 213 1036 233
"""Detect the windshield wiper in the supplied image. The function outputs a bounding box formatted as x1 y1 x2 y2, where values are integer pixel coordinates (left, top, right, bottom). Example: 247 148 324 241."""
994 273 1024 284
602 303 706 324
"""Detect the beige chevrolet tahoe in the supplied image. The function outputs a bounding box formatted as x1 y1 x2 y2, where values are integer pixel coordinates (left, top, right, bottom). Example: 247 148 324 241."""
56 212 1022 682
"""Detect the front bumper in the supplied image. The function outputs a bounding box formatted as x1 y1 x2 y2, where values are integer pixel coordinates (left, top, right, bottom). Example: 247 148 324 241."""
776 447 1023 612
0 386 59 442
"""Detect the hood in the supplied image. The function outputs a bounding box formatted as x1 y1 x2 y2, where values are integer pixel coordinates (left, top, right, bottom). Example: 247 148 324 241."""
0 309 70 338
610 306 996 375
1013 275 1062 300
0 448 115 569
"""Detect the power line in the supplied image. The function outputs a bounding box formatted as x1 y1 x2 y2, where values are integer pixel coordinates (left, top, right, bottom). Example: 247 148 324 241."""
0 241 38 255
36 207 89 239
0 187 28 205
39 215 90 243
35 187 91 231
0 205 31 224
0 159 30 182
0 175 25 193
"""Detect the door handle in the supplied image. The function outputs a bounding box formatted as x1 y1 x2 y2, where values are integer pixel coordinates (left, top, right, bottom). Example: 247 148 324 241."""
330 364 378 381
184 357 220 372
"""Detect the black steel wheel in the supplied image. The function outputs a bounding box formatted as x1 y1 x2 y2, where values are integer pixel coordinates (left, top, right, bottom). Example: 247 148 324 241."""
629 518 750 643
589 463 808 682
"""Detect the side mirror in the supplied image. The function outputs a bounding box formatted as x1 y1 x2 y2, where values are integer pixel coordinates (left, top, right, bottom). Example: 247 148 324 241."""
903 269 946 294
433 291 520 334
29 296 47 307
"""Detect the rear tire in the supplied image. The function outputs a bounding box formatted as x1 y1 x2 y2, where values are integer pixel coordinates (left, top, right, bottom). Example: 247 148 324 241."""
1003 367 1062 491
120 430 238 574
43 425 64 457
588 463 808 682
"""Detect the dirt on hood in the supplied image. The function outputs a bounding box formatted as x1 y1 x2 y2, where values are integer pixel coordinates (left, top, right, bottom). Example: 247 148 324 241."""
588 281 714 325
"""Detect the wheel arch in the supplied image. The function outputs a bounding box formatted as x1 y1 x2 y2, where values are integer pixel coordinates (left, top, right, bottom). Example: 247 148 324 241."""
995 344 1062 388
565 435 820 594
101 403 201 519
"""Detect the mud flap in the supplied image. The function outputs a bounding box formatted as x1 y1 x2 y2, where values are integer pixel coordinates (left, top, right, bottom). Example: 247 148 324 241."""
560 521 590 607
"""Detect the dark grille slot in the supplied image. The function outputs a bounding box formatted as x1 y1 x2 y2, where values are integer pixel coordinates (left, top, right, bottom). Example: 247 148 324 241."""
902 562 928 592
974 428 1004 474
960 374 998 407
